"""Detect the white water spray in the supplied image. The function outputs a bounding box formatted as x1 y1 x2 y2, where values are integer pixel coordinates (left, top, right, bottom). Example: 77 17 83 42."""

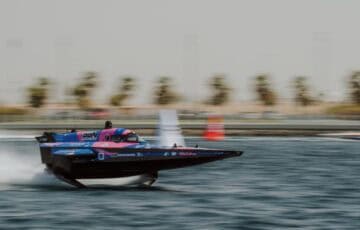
0 149 67 188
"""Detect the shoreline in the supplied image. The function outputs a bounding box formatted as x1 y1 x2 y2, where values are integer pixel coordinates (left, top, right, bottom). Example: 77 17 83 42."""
0 120 359 136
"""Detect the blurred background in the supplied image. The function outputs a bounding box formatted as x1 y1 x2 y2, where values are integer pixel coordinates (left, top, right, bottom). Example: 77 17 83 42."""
0 0 359 131
0 2 360 229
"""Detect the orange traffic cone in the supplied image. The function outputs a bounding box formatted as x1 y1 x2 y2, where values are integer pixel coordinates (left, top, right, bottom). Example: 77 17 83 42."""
203 115 225 141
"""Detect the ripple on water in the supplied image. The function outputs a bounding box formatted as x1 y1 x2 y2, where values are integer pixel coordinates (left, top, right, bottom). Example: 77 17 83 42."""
0 137 359 229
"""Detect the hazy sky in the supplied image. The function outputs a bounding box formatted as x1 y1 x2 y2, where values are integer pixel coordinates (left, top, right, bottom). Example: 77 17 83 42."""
1 0 360 104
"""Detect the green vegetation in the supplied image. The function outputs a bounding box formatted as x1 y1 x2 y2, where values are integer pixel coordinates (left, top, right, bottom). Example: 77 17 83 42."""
294 76 314 106
154 77 180 105
255 75 277 106
72 72 98 109
12 70 360 117
110 76 136 106
208 75 231 105
349 71 360 104
27 77 50 108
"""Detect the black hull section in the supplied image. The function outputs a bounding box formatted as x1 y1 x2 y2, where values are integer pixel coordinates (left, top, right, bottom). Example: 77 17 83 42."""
41 148 242 179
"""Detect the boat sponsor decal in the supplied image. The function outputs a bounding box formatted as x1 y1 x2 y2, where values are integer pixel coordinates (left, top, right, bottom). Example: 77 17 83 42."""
95 149 141 158
93 150 204 158
105 152 144 158
178 152 197 156
155 151 199 157
82 132 98 141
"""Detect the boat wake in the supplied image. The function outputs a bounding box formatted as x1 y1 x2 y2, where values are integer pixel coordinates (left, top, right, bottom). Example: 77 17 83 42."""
0 150 68 188
0 151 160 189
0 130 36 141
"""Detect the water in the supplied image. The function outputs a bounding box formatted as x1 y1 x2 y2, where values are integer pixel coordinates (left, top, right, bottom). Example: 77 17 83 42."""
0 136 359 229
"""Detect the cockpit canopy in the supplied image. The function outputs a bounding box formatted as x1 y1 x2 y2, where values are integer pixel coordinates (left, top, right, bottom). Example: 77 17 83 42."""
111 132 145 143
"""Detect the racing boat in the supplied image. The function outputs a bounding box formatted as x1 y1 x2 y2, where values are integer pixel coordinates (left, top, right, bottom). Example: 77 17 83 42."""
35 111 243 188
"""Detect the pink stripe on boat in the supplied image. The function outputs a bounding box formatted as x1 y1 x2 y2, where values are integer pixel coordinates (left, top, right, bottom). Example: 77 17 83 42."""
77 132 84 141
93 142 136 148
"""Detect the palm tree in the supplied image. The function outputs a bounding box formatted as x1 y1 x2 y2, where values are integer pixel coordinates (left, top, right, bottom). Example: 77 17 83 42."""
72 72 98 109
27 77 50 108
208 74 231 105
154 76 179 105
255 74 277 106
349 71 360 104
110 76 136 106
294 76 313 106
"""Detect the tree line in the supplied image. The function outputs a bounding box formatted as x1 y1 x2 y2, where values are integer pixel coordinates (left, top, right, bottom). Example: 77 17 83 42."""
27 71 360 108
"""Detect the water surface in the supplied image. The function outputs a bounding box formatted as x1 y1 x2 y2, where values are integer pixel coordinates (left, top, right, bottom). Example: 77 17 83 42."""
0 136 359 229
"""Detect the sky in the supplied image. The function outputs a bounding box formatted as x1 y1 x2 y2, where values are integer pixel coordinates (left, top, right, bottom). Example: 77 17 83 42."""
0 0 360 104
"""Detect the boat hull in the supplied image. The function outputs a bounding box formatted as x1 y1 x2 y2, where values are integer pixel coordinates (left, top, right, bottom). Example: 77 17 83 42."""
40 147 242 179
